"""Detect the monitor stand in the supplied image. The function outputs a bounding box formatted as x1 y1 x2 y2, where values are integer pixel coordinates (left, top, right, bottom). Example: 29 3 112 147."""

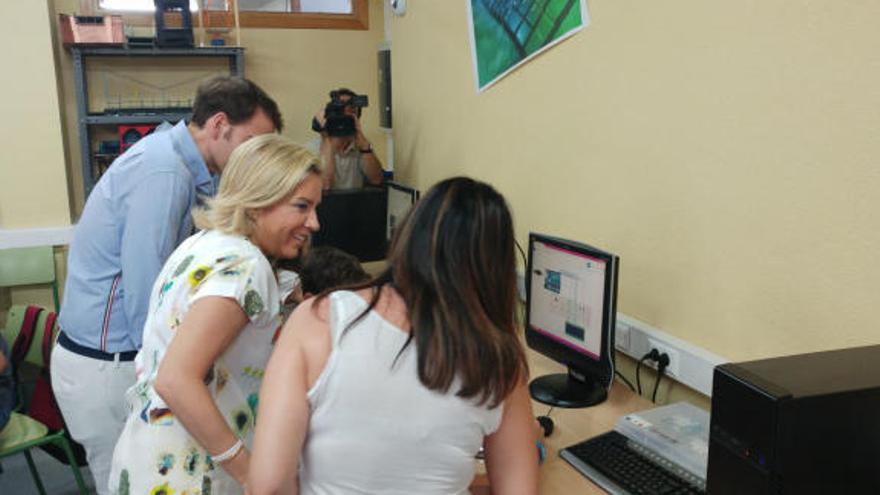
529 368 608 408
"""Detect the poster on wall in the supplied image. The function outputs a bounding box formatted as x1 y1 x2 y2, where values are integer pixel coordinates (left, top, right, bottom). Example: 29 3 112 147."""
467 0 590 93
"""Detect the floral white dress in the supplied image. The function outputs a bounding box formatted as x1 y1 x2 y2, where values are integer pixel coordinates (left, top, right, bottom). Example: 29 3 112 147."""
109 230 281 495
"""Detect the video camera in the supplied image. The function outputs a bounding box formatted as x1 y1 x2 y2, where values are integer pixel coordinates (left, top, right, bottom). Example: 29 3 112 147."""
312 90 369 137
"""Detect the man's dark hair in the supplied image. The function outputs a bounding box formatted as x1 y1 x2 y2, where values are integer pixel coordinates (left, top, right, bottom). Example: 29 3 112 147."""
191 76 284 131
330 87 357 100
299 246 369 295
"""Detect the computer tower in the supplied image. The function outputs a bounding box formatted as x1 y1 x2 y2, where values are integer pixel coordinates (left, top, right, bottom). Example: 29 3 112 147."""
707 345 880 494
311 187 388 262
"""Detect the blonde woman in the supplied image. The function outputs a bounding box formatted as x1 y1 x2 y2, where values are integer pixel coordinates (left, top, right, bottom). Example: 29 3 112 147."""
108 134 321 495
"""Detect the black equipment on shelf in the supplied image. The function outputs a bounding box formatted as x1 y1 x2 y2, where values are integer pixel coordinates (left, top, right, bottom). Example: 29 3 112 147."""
154 0 194 48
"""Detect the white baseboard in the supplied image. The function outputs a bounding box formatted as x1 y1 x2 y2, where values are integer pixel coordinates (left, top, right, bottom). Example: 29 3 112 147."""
0 226 74 249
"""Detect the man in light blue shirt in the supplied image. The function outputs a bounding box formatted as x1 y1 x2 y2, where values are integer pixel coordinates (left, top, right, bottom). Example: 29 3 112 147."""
52 76 282 495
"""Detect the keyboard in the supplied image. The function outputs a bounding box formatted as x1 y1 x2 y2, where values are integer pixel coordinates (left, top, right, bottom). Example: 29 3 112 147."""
560 430 706 495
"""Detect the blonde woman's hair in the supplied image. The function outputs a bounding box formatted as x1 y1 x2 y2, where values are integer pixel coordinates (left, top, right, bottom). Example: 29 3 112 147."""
194 134 321 236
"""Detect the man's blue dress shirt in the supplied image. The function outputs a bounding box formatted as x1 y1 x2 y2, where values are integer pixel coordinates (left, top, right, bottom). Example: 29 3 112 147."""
59 121 216 352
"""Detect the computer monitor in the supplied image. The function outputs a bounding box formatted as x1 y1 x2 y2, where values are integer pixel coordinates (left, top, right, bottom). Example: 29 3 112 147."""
311 183 420 263
525 233 619 408
386 181 419 241
312 187 388 262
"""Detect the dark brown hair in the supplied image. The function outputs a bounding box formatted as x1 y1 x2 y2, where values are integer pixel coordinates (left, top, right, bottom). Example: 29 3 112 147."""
191 76 284 131
324 177 527 408
299 246 369 295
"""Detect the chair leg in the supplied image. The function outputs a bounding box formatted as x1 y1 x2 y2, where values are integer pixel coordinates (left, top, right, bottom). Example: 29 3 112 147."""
23 449 48 495
55 435 91 495
52 281 61 314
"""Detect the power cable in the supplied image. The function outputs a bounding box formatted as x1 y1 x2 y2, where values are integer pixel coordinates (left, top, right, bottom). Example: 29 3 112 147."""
651 353 670 403
615 369 635 392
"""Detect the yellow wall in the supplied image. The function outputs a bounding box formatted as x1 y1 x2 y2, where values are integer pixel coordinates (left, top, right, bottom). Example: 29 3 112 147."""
51 0 386 215
391 2 880 363
0 1 71 228
15 1 877 376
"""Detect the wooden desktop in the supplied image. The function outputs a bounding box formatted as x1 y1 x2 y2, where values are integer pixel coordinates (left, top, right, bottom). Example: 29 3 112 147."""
472 349 653 494
530 350 652 493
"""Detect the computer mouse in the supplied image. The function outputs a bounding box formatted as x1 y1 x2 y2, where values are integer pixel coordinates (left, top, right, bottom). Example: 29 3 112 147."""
537 415 554 437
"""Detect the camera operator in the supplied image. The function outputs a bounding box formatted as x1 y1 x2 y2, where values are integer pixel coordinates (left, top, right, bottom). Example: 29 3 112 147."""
310 88 384 189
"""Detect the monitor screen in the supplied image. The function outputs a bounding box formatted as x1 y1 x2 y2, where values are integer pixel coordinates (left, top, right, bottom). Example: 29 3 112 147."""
528 241 607 360
386 181 419 241
525 233 619 408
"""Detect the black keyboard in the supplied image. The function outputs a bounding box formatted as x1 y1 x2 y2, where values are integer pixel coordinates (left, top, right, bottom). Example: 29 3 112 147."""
560 430 706 495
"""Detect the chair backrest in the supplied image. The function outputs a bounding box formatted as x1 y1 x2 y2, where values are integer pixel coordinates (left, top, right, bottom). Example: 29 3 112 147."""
0 246 59 312
1 305 57 368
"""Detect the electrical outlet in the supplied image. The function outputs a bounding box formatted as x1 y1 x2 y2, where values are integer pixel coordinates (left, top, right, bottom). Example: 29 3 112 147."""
615 313 727 396
647 338 680 378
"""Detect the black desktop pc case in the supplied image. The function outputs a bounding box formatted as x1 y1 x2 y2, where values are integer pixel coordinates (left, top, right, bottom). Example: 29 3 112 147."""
707 345 880 494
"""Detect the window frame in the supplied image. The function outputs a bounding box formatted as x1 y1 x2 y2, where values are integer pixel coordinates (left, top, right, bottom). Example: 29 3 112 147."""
98 0 368 30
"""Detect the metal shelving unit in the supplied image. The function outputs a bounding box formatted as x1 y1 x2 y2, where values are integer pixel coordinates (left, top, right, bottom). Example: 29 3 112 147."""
71 46 244 195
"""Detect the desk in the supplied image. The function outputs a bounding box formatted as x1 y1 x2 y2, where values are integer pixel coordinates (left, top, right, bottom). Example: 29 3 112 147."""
471 350 652 492
515 351 653 493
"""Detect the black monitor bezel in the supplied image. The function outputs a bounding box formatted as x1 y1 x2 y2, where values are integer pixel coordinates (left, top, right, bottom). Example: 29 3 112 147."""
386 180 420 201
524 232 619 392
385 181 420 241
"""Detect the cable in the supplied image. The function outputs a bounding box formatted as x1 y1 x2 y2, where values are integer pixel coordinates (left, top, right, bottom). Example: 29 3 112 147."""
651 353 671 403
651 366 664 402
536 406 555 437
615 369 636 392
515 239 527 267
635 351 654 395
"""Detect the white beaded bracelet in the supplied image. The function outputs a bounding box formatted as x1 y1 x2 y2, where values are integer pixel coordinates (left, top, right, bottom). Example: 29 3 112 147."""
211 439 243 463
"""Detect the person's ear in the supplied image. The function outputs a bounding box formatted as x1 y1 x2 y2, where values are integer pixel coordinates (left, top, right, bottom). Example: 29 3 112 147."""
206 112 230 140
245 208 261 228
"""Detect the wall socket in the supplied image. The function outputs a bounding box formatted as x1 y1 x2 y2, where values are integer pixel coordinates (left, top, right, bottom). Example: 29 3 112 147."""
616 314 727 396
647 338 681 378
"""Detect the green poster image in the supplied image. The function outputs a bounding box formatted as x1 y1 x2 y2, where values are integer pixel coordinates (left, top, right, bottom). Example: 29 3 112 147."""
467 0 590 92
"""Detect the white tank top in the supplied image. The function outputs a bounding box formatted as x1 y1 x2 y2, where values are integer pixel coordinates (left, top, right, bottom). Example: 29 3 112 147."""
299 291 504 495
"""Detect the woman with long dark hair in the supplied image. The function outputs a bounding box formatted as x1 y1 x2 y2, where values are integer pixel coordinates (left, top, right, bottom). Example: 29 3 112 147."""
249 177 538 494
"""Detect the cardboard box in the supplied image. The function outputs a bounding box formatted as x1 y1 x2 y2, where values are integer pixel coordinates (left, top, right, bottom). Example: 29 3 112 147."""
59 14 124 47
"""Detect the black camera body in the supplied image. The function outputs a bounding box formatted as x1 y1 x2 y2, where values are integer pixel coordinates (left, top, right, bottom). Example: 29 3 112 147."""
313 92 369 137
